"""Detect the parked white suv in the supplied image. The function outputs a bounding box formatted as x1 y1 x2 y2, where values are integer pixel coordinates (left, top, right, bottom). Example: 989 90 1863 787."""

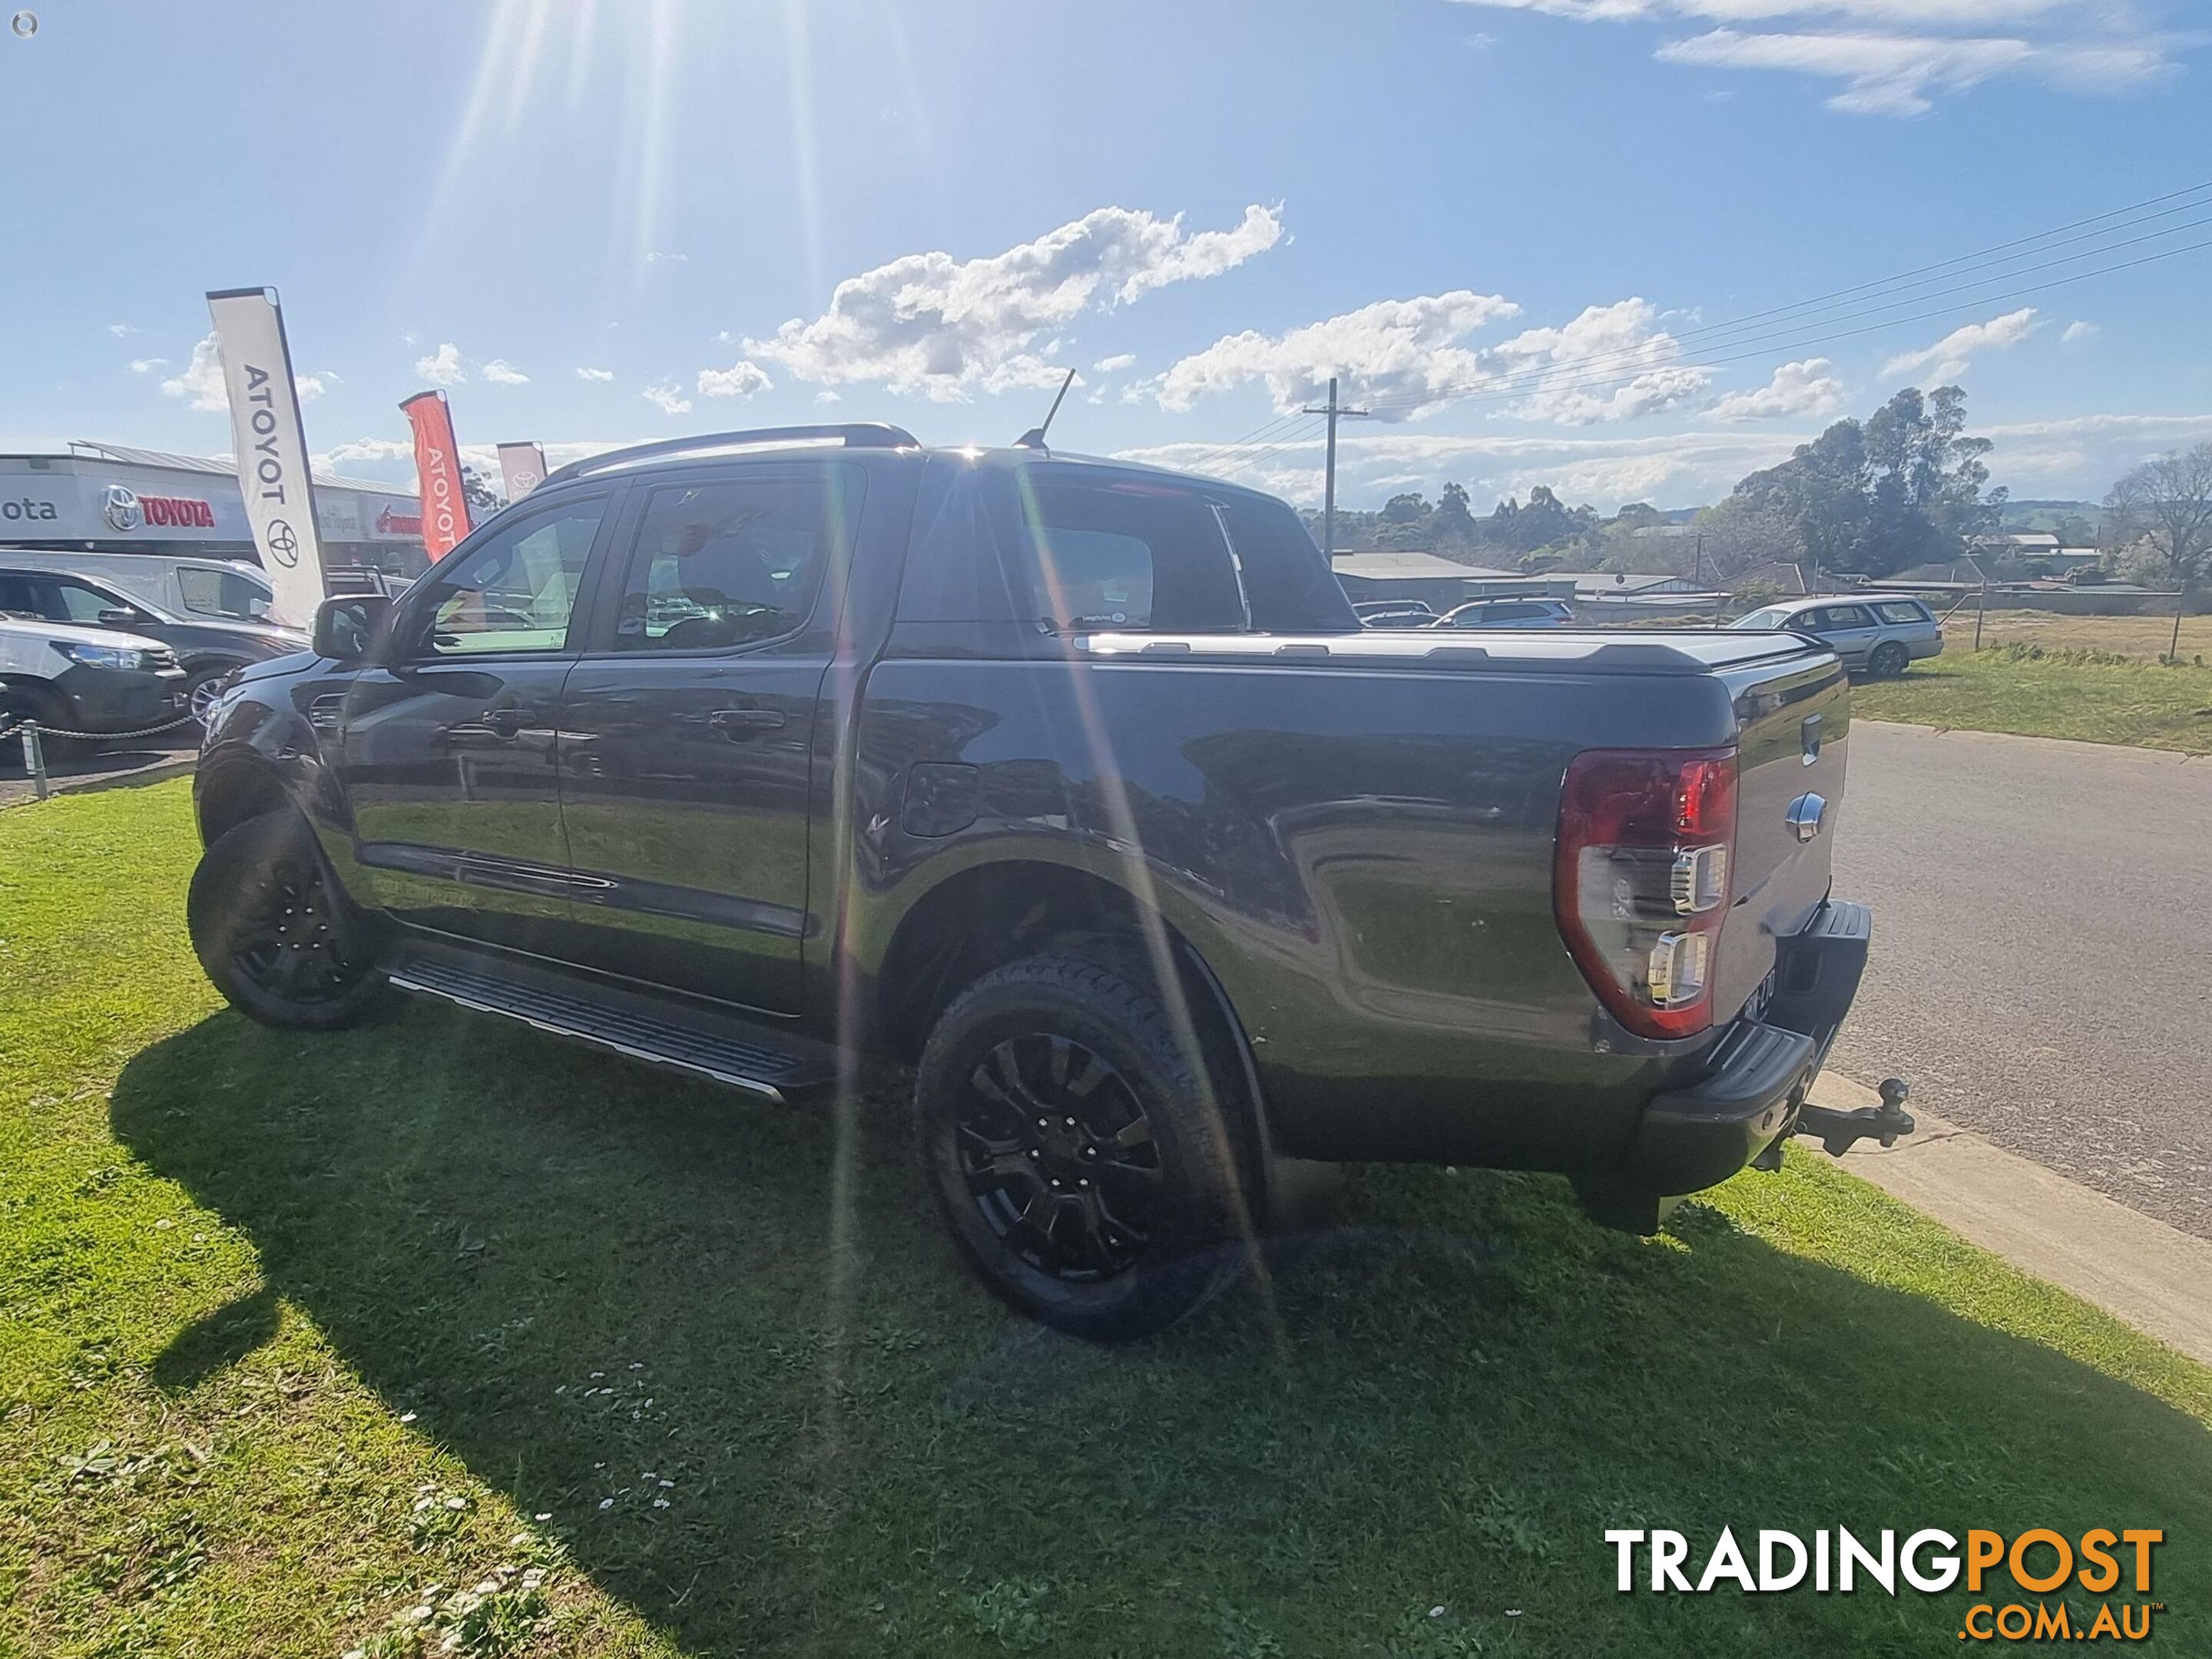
0 614 189 757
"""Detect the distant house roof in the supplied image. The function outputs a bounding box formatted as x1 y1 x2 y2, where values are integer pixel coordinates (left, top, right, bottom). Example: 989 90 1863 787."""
1330 551 1518 580
1545 571 1704 598
1976 531 2061 550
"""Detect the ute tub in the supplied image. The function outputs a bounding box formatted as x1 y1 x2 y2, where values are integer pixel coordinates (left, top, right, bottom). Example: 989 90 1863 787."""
1616 899 1872 1200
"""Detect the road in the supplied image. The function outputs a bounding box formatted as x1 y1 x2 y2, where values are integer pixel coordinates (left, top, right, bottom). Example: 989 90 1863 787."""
1826 720 2212 1241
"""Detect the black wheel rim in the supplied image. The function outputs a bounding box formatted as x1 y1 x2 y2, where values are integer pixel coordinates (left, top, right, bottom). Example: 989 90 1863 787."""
227 847 366 1005
956 1033 1164 1282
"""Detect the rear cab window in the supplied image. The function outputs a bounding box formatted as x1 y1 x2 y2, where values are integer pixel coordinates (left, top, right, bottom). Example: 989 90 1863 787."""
1012 467 1357 634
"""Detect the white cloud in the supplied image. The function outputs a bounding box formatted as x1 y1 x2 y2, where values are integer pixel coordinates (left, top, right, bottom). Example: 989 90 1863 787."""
108 323 136 338
481 359 531 385
1485 299 1712 423
1149 293 1706 426
643 379 693 416
743 203 1282 399
2062 320 2099 343
127 357 167 375
161 335 230 411
814 389 843 404
1707 356 1848 421
1121 426 1806 510
1093 353 1137 373
1151 291 1521 419
415 342 466 386
647 250 690 263
1881 306 2040 380
161 333 324 411
1448 2 2174 114
576 366 617 381
697 359 773 399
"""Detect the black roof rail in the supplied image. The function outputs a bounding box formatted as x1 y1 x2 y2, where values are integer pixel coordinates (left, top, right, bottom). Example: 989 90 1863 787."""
538 423 922 488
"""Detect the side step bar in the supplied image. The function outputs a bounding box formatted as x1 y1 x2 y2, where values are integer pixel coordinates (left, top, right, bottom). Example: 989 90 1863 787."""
386 939 839 1101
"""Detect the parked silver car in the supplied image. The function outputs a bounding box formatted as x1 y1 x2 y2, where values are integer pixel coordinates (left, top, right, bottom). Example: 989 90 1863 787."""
1730 594 1944 677
1429 596 1576 631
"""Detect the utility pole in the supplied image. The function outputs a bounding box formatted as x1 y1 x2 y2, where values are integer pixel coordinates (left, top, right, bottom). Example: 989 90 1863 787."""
1303 376 1370 560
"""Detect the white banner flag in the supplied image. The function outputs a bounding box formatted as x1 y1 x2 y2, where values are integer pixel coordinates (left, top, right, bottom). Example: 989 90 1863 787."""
207 287 326 627
497 442 548 503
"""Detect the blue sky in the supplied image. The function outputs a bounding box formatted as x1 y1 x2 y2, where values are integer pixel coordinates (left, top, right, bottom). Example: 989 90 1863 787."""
3 0 2209 510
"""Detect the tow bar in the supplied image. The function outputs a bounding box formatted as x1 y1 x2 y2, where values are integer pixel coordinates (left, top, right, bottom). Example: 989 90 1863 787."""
1793 1076 1916 1157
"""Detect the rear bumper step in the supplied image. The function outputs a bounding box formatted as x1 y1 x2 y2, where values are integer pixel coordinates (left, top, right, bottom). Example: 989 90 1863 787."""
386 939 837 1100
1578 896 1910 1233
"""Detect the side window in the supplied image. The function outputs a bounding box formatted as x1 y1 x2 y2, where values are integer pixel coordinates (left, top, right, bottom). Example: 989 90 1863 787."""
1826 604 1876 629
1015 474 1244 633
179 567 272 621
0 575 34 617
1736 608 1780 629
1874 600 1929 624
609 469 857 652
412 498 606 657
55 580 124 626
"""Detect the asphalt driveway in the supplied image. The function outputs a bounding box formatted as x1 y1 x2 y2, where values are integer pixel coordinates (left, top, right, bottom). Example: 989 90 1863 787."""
1827 719 2212 1240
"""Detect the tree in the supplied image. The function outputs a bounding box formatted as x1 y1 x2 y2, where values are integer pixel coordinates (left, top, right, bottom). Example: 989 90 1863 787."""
1729 386 1999 580
1690 498 1804 589
2104 442 2212 660
462 464 506 521
1430 481 1478 545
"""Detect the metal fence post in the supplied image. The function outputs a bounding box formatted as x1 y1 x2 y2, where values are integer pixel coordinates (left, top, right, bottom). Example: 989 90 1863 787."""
22 721 50 800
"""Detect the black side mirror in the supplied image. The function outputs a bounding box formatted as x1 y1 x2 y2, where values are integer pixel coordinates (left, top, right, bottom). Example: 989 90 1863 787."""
313 594 394 661
98 607 144 629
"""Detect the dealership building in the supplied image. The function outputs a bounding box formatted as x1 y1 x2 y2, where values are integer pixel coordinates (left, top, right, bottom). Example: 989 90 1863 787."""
0 441 428 578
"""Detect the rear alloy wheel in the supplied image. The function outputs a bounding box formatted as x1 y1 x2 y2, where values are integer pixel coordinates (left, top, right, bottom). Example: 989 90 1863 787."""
187 810 390 1030
915 952 1256 1339
1867 641 1909 678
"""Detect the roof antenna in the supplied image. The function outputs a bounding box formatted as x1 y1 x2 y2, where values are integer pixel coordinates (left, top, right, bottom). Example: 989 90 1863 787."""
1013 369 1078 450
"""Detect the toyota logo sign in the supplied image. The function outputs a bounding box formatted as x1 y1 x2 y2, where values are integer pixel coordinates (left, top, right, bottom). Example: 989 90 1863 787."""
102 485 144 533
266 519 301 567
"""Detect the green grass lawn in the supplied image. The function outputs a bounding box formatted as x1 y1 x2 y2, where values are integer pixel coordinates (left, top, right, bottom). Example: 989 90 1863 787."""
4 781 2210 1657
1853 647 2212 752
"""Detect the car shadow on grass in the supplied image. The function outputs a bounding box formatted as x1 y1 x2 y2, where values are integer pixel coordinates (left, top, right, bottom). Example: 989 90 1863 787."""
111 1003 2212 1658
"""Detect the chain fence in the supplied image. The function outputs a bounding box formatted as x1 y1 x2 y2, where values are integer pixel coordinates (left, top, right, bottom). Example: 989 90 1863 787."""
1 713 200 803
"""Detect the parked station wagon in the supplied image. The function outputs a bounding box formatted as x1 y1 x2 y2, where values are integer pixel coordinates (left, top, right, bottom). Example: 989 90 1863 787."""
1730 595 1944 677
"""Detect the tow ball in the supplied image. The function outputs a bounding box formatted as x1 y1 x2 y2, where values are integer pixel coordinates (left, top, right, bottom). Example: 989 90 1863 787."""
1791 1076 1916 1157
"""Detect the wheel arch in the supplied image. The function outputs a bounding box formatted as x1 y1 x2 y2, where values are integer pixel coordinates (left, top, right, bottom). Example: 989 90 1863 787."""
194 752 299 847
870 857 1280 1167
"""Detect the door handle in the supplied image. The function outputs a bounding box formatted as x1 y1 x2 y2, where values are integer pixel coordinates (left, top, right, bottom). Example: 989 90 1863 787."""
709 706 786 739
479 707 524 737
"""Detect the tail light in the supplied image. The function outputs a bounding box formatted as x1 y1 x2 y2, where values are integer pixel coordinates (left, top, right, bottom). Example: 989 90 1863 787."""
1554 747 1738 1039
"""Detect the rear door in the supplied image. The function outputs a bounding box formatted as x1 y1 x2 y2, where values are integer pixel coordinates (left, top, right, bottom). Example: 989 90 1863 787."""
1800 602 1880 667
554 462 864 1015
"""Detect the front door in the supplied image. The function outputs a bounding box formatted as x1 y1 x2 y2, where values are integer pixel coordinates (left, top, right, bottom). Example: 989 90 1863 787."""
329 491 616 954
555 462 863 1015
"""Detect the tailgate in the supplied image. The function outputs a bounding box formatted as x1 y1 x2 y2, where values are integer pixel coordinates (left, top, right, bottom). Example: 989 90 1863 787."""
1714 652 1850 1022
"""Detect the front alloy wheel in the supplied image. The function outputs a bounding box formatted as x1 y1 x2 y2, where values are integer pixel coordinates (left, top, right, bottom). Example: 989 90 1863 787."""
188 811 389 1029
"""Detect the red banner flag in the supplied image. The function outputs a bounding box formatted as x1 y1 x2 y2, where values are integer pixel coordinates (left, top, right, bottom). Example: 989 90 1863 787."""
400 390 472 558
